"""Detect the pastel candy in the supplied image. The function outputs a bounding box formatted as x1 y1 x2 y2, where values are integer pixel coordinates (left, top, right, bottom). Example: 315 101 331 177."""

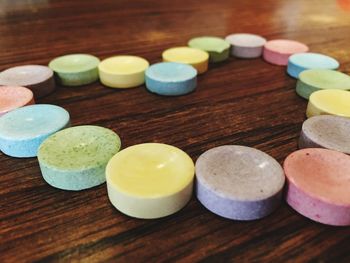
0 104 70 157
263 39 309 66
0 86 34 117
98 56 149 88
0 65 55 98
296 69 350 99
306 89 350 118
106 143 194 219
145 62 197 96
287 53 339 79
195 145 285 220
284 148 350 226
162 47 209 74
299 115 350 154
49 54 100 86
225 33 267 58
188 36 230 62
38 125 121 191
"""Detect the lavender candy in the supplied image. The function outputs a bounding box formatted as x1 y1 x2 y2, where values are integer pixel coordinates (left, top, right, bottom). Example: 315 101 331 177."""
195 145 285 220
299 115 350 154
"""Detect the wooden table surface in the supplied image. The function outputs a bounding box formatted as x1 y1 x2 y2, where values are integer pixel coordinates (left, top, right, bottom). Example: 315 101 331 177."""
1 0 350 262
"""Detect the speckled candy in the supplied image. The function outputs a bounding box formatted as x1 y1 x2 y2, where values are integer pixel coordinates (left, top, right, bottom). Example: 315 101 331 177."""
0 65 55 98
0 104 70 157
299 115 350 154
263 39 309 66
0 86 34 117
195 145 285 220
145 62 197 96
284 148 350 226
38 125 121 191
287 53 339 79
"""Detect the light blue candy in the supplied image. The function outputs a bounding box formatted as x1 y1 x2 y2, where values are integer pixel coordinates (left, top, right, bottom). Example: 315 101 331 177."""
0 104 70 158
287 52 339 79
145 62 197 96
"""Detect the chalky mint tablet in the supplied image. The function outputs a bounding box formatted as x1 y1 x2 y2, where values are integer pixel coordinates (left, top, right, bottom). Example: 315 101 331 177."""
188 36 230 62
106 143 194 219
306 89 350 118
225 33 267 58
263 39 309 66
162 47 209 74
0 104 70 157
49 54 100 86
287 53 339 79
195 145 285 220
38 125 121 191
145 62 197 96
0 65 55 98
284 148 350 226
299 115 350 154
98 55 149 88
0 86 34 117
296 69 350 99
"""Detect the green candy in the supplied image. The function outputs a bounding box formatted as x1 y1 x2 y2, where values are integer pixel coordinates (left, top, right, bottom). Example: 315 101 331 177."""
188 37 230 63
297 69 350 99
38 125 121 191
49 54 100 86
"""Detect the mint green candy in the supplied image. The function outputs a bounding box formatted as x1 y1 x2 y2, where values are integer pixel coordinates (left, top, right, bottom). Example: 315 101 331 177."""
38 125 121 191
296 69 350 99
49 54 100 86
188 37 230 63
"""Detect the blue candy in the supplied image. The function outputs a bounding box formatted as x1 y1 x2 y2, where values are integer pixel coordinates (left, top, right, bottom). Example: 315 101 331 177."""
287 53 339 79
0 104 70 157
145 62 197 96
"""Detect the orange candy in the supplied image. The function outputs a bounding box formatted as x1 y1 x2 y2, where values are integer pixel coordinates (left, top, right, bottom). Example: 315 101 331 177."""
0 86 34 116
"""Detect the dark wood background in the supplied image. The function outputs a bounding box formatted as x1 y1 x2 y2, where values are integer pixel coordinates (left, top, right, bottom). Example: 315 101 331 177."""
1 0 350 262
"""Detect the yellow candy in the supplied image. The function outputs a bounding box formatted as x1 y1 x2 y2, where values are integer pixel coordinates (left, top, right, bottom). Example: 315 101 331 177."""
162 47 209 74
106 143 194 219
307 89 350 118
98 56 149 88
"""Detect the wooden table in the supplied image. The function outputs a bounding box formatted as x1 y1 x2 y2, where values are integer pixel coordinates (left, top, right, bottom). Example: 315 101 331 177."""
1 0 350 262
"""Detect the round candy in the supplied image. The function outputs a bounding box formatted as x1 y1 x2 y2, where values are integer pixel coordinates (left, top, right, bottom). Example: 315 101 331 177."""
98 55 149 88
195 145 285 220
263 39 309 66
299 115 350 154
284 148 350 226
188 36 230 62
49 54 100 86
306 89 350 118
225 33 267 58
0 86 34 117
145 62 197 96
0 65 55 98
162 47 209 74
296 69 350 99
0 104 70 157
106 143 194 219
287 53 339 79
38 126 121 191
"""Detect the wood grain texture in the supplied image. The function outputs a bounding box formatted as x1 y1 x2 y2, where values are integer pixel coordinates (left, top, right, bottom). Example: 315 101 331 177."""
1 0 350 262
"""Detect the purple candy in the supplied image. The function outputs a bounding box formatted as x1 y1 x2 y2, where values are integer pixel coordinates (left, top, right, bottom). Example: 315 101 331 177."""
195 145 285 220
299 115 350 154
225 33 267 58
